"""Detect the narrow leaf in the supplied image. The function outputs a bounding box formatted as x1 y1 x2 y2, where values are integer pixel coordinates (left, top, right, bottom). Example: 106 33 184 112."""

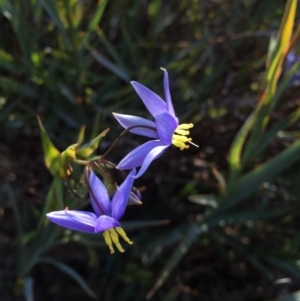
222 138 300 211
37 116 63 177
146 224 199 299
90 49 130 82
76 128 109 159
38 257 96 298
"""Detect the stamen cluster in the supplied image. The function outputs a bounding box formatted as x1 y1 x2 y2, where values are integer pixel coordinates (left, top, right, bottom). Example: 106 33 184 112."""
172 123 194 150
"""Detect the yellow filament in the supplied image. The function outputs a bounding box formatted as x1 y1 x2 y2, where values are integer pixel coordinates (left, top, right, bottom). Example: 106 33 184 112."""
109 229 125 253
115 227 133 245
103 231 114 254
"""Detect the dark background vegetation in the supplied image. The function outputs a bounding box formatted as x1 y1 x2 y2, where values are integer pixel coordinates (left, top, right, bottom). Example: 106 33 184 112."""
1 0 300 300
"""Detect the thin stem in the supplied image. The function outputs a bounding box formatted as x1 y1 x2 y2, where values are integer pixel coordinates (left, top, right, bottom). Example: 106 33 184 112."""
92 161 116 189
101 125 157 161
74 159 90 165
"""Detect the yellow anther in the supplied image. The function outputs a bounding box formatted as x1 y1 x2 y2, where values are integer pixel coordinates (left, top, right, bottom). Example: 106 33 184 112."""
177 123 194 130
175 129 190 135
172 140 189 150
103 231 115 254
172 134 191 143
115 227 133 245
109 229 125 253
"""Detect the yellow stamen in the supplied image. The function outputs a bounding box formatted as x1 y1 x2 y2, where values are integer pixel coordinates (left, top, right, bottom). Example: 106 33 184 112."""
177 123 194 130
109 229 125 253
175 129 190 135
103 231 114 254
172 123 198 150
172 139 189 150
172 134 191 143
103 228 133 253
115 227 133 245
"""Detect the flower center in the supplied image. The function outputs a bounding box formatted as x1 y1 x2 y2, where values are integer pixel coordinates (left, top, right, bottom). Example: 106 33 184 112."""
172 123 198 150
103 227 133 254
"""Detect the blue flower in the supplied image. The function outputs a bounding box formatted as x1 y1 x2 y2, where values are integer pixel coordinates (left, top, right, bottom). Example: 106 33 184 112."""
46 169 136 253
285 51 300 86
113 68 197 178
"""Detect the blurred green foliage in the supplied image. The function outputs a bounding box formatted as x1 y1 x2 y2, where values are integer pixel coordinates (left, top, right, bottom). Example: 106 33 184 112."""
1 0 300 301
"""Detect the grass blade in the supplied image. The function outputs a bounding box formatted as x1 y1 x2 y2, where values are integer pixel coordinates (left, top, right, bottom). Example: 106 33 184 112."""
37 257 96 298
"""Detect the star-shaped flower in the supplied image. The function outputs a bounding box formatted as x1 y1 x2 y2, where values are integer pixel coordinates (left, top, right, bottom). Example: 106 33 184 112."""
46 169 136 253
113 68 197 178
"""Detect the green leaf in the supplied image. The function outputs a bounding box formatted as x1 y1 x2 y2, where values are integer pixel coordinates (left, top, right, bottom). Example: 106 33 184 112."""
76 126 86 145
267 0 296 85
90 49 130 82
37 116 64 177
0 49 23 73
0 76 35 97
146 224 199 299
37 257 96 298
39 177 64 226
221 138 300 212
228 111 256 181
206 208 293 227
39 0 72 50
241 61 300 164
81 0 108 47
61 143 78 163
188 194 218 208
76 128 109 159
90 112 101 140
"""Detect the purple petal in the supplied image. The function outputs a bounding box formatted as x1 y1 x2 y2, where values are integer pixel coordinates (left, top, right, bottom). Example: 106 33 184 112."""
88 171 112 216
113 113 159 138
111 169 136 220
131 81 167 117
95 215 121 232
117 140 165 170
46 210 97 233
135 144 169 178
155 112 178 145
128 188 142 205
161 68 175 115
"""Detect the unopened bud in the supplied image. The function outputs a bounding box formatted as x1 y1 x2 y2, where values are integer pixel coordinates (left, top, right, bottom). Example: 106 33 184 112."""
128 188 142 205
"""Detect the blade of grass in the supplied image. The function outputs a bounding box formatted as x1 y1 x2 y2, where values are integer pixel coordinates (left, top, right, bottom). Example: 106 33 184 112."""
242 0 297 164
39 0 72 50
90 49 130 82
242 61 300 163
37 257 96 298
221 138 300 212
146 223 199 299
81 0 108 48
